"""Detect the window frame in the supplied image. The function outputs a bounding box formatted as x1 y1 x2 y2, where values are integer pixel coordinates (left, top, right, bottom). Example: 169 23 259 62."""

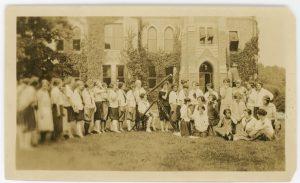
229 30 240 51
102 65 112 85
148 65 157 88
56 39 64 51
164 27 174 53
116 65 125 82
104 23 124 50
72 39 81 51
147 26 158 52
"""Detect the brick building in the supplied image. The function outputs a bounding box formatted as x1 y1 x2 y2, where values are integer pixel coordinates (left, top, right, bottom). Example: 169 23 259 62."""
57 16 257 91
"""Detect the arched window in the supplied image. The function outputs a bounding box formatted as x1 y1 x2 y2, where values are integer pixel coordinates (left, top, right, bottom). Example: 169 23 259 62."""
164 27 174 52
148 27 157 52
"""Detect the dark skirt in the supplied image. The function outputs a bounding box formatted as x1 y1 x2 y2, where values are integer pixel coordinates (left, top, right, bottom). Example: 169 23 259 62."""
75 110 84 122
158 105 170 121
109 107 119 120
180 120 191 137
94 101 102 120
65 106 76 122
52 104 63 136
94 101 109 121
19 106 36 132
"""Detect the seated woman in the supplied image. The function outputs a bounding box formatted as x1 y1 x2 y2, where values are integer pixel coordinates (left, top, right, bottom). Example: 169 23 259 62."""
192 105 209 137
138 93 155 133
248 108 275 141
233 109 257 141
214 109 237 140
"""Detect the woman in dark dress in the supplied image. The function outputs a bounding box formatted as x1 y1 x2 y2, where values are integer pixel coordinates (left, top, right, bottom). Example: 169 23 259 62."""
158 81 171 132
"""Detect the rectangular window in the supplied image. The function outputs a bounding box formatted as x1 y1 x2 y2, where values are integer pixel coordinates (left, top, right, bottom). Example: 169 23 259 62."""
199 27 206 44
165 66 173 83
229 31 239 51
104 24 124 50
73 39 81 51
57 40 64 51
207 27 214 44
148 66 156 88
116 65 125 82
102 65 111 85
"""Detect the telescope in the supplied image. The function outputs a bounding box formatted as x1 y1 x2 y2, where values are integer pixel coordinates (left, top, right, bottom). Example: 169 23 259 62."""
130 74 177 131
146 74 173 95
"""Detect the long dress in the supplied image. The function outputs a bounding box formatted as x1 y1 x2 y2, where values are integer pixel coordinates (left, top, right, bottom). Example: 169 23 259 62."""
36 89 54 132
158 90 170 121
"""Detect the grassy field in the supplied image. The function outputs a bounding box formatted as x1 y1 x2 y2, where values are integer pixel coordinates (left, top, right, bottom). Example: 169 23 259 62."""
16 121 285 171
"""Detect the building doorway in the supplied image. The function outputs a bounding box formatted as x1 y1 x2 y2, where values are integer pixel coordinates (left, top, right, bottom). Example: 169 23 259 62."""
199 61 213 92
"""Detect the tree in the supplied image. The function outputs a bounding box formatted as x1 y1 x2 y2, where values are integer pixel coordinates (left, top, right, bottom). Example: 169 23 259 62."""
17 17 75 80
230 36 259 81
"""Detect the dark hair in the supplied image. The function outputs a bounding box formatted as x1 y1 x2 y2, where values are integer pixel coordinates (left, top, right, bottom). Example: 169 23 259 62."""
183 84 189 89
206 83 214 89
257 108 267 116
198 105 206 111
184 98 191 104
171 84 178 89
263 95 271 104
209 94 217 101
223 108 231 115
256 81 263 87
244 109 252 115
223 78 230 83
140 93 146 99
197 96 206 103
118 82 124 89
52 78 61 87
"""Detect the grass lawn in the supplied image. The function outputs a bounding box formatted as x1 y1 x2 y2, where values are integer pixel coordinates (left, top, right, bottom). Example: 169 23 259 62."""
16 120 285 171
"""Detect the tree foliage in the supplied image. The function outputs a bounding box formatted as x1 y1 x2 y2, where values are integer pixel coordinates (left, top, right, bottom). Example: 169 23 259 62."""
17 17 76 80
230 36 259 81
257 63 285 112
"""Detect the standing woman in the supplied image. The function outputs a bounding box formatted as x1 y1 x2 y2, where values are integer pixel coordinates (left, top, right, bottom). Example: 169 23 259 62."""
158 81 171 132
206 94 219 136
245 81 257 115
168 84 180 131
109 83 120 133
36 79 54 143
254 81 273 118
260 95 279 136
125 82 137 131
133 80 146 130
99 82 109 132
73 80 85 138
220 78 233 117
117 82 127 132
82 80 96 136
17 77 39 149
50 78 64 141
93 80 103 133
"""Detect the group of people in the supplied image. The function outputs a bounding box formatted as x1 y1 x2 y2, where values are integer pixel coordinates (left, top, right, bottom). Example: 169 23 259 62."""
171 78 280 141
16 75 280 150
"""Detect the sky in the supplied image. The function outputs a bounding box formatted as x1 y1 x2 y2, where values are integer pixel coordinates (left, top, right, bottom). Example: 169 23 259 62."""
257 16 289 68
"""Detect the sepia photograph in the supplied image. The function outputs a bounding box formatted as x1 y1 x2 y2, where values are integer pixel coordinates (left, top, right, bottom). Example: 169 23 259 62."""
5 5 297 181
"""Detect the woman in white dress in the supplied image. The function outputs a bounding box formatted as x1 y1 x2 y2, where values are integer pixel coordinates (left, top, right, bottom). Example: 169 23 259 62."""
36 79 54 143
192 105 209 137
